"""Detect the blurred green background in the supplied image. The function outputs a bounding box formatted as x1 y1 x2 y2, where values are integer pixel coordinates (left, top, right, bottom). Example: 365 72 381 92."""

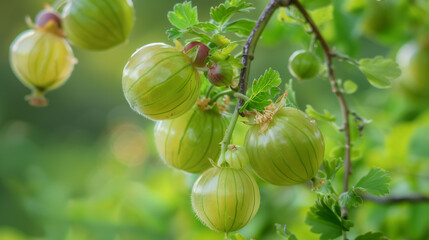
1 0 429 239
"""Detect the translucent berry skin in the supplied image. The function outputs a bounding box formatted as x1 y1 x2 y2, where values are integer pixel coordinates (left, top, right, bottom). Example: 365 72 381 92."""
62 0 134 50
122 43 201 120
224 145 249 169
288 50 320 80
154 107 227 173
184 41 210 67
9 29 75 106
244 107 325 186
191 167 260 232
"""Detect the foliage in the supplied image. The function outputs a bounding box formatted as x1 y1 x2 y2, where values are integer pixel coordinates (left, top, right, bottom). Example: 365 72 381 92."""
2 0 429 240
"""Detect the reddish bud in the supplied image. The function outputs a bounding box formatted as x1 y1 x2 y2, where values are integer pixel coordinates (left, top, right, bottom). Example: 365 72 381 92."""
208 61 233 87
184 41 210 67
35 9 61 29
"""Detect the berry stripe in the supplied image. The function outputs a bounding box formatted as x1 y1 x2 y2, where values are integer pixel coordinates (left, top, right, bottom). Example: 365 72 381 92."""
126 54 184 92
280 123 310 179
268 129 305 183
284 121 317 177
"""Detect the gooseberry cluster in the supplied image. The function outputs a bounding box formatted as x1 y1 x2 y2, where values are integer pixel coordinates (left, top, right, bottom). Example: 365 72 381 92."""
122 39 325 234
10 0 135 106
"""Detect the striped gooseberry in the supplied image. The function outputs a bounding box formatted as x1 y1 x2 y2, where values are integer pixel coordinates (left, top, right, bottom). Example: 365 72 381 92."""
184 41 210 68
191 166 260 233
154 106 227 173
244 96 325 186
10 12 76 107
122 43 201 120
223 145 249 169
288 50 321 81
62 0 134 50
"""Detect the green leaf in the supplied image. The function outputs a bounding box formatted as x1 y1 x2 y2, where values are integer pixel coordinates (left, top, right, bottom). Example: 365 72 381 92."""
339 188 363 208
275 223 298 240
358 56 401 88
211 34 231 47
211 43 238 61
355 168 390 197
193 22 218 32
227 56 243 69
210 1 254 25
305 195 353 240
168 2 199 30
343 80 358 94
223 19 256 36
305 105 336 122
309 5 333 25
166 28 184 40
240 69 282 112
355 232 388 240
322 158 342 180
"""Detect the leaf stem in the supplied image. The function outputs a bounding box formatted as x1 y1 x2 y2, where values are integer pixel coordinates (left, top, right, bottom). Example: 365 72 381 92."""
233 92 250 102
217 108 240 166
210 89 234 103
205 85 215 98
291 0 352 237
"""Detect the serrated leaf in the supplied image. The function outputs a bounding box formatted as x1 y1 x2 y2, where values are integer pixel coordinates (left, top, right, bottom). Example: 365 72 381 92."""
355 232 388 240
305 195 353 240
240 69 282 111
211 34 231 47
168 2 198 30
339 188 363 208
322 158 342 180
210 1 254 25
223 19 256 37
252 69 282 95
193 22 218 32
305 105 336 122
275 223 298 240
166 28 184 40
358 56 401 88
343 80 358 94
211 43 238 61
242 88 280 112
309 5 333 25
355 168 390 197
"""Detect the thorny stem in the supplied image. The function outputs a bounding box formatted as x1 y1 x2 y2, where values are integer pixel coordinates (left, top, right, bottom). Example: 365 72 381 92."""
219 0 292 163
237 0 292 113
291 0 352 238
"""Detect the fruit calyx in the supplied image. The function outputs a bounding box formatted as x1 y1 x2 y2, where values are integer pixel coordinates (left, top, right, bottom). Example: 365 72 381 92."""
243 91 288 135
196 96 230 114
25 91 48 107
184 41 210 67
30 7 64 37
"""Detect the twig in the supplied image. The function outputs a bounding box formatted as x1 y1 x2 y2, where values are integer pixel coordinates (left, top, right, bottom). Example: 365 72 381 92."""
363 195 429 204
291 0 352 238
237 0 292 114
